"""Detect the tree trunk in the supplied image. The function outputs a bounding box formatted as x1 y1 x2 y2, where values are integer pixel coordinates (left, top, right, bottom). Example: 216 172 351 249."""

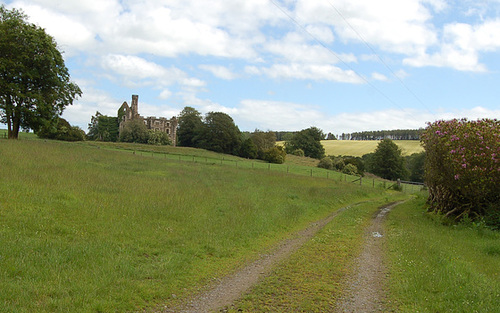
7 109 20 139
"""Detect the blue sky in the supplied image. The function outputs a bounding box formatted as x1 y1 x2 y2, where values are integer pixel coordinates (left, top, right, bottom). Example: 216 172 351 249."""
2 0 500 135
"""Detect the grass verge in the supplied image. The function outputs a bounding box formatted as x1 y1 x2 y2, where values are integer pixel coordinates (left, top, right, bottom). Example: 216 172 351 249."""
386 193 500 312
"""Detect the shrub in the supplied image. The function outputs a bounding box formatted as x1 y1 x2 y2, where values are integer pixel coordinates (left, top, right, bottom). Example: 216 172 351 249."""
119 119 149 143
342 163 359 176
239 138 258 159
421 118 499 226
292 149 305 157
37 117 85 141
318 157 333 170
263 146 286 164
147 130 171 145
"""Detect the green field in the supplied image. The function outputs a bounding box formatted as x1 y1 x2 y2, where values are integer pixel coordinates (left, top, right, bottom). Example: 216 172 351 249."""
322 140 424 157
1 136 497 312
0 138 398 312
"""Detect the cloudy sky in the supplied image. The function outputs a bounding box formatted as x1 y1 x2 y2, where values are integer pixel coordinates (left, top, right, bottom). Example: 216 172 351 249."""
2 0 500 134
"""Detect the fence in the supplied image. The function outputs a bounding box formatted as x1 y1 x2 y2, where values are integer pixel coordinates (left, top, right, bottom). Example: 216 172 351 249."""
127 148 425 194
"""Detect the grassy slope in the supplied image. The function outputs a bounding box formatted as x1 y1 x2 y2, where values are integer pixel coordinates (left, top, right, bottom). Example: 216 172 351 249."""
386 194 500 312
0 139 391 312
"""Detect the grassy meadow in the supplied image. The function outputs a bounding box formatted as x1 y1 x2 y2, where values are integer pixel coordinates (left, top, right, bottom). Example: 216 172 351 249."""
0 138 396 312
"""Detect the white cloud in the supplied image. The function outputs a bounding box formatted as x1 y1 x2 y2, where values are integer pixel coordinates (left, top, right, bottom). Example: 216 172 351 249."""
403 19 500 71
199 65 238 80
264 31 357 65
234 99 324 131
159 89 172 100
229 100 500 134
249 63 363 83
294 0 438 54
100 54 206 88
372 72 389 81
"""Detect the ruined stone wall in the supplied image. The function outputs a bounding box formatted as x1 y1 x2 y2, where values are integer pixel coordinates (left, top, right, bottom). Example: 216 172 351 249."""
118 95 178 146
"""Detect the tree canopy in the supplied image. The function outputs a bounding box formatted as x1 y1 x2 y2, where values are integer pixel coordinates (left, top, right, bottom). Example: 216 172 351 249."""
0 6 81 139
287 127 326 159
367 139 407 180
87 112 119 142
196 112 242 155
177 106 203 147
37 117 85 141
119 119 149 144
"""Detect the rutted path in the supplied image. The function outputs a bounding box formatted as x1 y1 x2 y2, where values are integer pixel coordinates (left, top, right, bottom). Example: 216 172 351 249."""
160 201 401 313
335 202 402 313
161 203 358 313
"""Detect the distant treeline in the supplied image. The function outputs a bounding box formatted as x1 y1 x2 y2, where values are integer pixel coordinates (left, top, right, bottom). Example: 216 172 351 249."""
339 129 423 140
271 129 423 141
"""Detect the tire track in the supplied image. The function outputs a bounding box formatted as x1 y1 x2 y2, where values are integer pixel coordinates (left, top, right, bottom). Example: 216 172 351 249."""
160 203 361 313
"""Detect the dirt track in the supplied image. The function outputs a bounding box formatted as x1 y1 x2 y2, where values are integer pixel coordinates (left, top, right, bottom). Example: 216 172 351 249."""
161 204 354 313
160 202 400 313
335 202 401 312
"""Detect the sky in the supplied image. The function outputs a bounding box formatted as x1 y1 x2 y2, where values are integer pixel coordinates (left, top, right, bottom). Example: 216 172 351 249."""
2 0 500 135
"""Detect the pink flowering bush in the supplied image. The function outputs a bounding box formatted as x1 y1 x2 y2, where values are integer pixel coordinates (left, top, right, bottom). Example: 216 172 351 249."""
421 118 499 227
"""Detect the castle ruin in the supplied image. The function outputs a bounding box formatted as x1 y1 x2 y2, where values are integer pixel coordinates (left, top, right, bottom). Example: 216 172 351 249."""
118 95 178 146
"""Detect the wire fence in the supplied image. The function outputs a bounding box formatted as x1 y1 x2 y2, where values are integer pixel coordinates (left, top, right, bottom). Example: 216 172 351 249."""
130 148 425 194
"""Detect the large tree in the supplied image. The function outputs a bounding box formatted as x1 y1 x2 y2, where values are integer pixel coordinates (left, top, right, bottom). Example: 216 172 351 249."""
195 112 242 155
87 112 119 142
0 6 81 139
119 119 149 144
368 139 408 180
287 127 326 159
250 129 276 158
177 106 203 147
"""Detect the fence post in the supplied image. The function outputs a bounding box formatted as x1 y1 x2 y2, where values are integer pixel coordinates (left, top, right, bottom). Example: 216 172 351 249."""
287 166 289 174
360 176 362 186
310 169 313 177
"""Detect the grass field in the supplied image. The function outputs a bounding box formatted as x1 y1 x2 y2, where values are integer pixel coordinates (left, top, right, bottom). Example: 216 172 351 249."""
0 138 396 312
2 134 496 312
322 140 424 157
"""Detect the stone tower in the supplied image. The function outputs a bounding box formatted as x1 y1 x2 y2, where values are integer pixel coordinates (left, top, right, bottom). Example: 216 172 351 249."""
131 94 139 118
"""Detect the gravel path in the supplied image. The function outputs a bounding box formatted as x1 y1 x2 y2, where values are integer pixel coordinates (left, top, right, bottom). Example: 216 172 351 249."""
335 202 402 313
160 204 357 313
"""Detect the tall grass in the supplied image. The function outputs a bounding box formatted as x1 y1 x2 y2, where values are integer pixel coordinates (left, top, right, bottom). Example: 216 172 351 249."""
0 139 390 312
386 193 500 312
